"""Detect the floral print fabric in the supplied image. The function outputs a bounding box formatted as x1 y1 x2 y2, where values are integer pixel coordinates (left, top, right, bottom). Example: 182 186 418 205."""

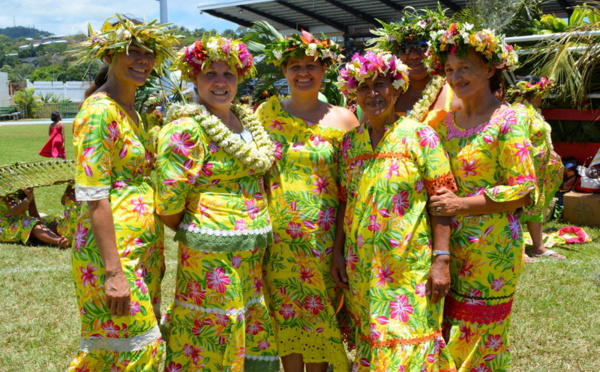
434 108 537 371
0 199 38 244
155 113 279 372
69 93 164 370
339 117 456 372
516 102 563 222
256 96 350 371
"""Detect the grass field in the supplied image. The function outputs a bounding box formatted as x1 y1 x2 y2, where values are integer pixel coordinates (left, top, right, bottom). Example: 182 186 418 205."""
0 123 599 371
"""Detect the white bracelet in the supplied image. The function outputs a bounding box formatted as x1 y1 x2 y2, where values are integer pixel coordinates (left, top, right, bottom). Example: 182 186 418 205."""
433 250 451 256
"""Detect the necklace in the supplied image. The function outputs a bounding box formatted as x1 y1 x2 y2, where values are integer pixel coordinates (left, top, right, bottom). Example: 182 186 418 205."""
166 102 275 173
407 76 445 122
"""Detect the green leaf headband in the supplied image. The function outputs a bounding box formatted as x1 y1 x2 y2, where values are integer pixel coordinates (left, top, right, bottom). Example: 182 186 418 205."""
72 14 181 74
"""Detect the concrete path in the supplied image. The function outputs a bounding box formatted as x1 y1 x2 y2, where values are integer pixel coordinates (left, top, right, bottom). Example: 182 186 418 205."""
0 118 75 126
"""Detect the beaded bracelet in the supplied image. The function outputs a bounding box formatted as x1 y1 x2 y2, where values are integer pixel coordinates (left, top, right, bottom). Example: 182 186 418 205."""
433 250 450 256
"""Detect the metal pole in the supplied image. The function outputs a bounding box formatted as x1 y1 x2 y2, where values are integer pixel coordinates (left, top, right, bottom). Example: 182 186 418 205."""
158 0 168 23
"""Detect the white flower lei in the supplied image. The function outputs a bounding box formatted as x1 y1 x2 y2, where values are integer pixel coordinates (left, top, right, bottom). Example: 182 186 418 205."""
166 102 275 173
407 75 445 122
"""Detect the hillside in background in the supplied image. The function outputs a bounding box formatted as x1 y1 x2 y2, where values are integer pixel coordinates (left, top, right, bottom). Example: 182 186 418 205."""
0 26 51 39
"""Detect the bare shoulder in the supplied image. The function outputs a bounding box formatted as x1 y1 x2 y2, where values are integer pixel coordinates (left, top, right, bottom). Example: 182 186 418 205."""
322 105 359 130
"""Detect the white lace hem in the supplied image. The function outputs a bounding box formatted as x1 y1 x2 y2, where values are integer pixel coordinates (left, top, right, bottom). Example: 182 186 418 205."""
174 296 265 317
246 353 279 361
75 186 110 201
179 224 272 236
79 325 161 353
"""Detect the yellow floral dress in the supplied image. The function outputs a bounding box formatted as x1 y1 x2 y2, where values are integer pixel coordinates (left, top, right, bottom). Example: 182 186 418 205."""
0 197 39 244
256 96 349 371
515 101 563 222
339 117 457 372
57 193 82 244
155 107 279 372
69 93 164 371
434 108 537 371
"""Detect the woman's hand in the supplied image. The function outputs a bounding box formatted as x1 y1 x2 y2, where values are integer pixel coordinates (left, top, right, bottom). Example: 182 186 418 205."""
427 255 451 304
331 252 349 290
429 187 462 216
105 269 131 317
22 187 34 201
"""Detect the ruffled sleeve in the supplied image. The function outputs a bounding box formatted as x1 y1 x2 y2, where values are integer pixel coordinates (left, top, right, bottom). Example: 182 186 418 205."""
73 99 116 201
411 121 457 197
155 116 205 216
484 109 538 203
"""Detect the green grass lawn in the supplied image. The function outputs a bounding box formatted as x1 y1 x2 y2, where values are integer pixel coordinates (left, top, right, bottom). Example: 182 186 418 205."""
0 123 599 371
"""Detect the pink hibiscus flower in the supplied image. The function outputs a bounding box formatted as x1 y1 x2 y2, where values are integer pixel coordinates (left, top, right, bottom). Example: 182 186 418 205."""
304 295 325 315
206 267 231 293
131 196 148 217
317 207 336 231
170 132 194 156
279 303 296 319
375 265 394 287
187 281 206 305
312 176 330 196
485 334 503 351
245 200 259 219
386 159 400 179
392 191 409 216
73 225 88 252
286 222 303 239
390 295 414 322
417 127 440 148
80 263 98 287
101 320 120 338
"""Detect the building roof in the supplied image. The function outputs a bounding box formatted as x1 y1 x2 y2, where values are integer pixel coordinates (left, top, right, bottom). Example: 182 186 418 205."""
197 0 583 37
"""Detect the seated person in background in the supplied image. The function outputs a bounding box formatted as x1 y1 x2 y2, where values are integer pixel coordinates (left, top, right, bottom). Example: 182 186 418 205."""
55 184 82 245
0 187 69 248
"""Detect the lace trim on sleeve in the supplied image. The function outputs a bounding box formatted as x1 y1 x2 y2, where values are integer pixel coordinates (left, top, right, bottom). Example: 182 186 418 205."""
75 186 110 201
424 173 457 197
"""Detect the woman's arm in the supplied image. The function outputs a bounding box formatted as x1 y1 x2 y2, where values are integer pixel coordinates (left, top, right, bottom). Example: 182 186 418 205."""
160 212 184 231
3 195 30 217
88 199 130 317
427 215 451 304
330 201 349 290
429 187 531 216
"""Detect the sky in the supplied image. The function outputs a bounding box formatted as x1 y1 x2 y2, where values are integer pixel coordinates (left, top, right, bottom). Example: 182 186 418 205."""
0 0 239 36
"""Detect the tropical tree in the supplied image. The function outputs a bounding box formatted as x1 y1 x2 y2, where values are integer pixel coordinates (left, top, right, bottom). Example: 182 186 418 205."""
13 88 39 118
521 2 600 109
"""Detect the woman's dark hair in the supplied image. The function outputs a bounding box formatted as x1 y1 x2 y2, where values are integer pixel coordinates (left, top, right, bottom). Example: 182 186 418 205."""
84 65 109 99
51 111 61 122
489 69 505 98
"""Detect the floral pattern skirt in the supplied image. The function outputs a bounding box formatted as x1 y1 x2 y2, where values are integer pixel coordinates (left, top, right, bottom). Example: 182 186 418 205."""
163 242 279 372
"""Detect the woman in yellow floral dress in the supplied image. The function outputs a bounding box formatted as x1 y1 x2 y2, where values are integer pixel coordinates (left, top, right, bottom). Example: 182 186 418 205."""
331 51 457 372
426 24 537 371
367 7 461 126
257 30 359 372
69 15 178 371
507 76 565 259
155 37 279 372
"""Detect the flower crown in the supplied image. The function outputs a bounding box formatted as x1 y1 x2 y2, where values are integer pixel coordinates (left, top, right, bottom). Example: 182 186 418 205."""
507 77 554 101
73 14 180 73
337 51 410 97
172 36 255 81
426 23 519 75
367 6 450 54
264 30 342 67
